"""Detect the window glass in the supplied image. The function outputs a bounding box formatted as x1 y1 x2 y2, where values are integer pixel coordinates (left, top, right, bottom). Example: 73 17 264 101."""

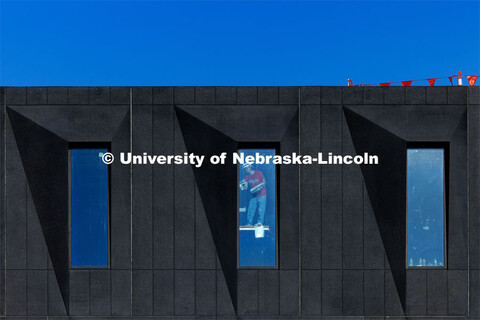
70 148 109 267
407 148 445 267
238 148 276 267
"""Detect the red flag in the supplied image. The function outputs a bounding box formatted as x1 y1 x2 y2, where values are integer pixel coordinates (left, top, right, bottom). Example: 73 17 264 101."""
427 78 436 86
380 83 391 87
467 76 478 86
448 76 454 86
401 81 412 87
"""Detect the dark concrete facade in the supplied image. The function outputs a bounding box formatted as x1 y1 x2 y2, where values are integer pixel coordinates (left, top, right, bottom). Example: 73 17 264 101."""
0 86 479 318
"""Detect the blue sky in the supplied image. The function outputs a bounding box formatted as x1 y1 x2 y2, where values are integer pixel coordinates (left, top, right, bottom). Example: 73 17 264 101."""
0 0 479 86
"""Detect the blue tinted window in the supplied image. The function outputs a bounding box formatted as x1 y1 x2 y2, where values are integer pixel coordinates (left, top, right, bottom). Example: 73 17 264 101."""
407 148 445 267
238 148 276 267
70 149 109 267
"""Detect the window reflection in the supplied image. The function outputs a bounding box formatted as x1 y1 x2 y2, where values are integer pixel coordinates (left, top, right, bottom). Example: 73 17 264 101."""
407 148 445 267
238 148 276 267
71 148 109 267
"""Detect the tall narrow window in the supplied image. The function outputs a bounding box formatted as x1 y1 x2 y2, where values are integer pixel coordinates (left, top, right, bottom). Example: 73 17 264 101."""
407 148 445 267
70 148 109 267
238 148 276 267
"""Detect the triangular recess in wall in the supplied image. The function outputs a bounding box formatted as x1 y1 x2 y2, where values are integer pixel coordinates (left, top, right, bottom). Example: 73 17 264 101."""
7 107 70 313
175 106 239 314
343 106 407 312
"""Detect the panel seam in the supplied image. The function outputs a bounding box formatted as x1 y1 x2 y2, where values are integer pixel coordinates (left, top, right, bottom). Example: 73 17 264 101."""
298 87 301 316
3 88 6 316
467 86 470 315
26 167 29 315
341 101 344 316
194 181 197 316
129 88 133 316
173 103 176 315
151 95 154 315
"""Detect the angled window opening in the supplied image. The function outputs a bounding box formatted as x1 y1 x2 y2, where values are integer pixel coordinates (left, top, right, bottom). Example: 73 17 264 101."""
237 145 278 268
407 143 448 268
69 143 110 268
